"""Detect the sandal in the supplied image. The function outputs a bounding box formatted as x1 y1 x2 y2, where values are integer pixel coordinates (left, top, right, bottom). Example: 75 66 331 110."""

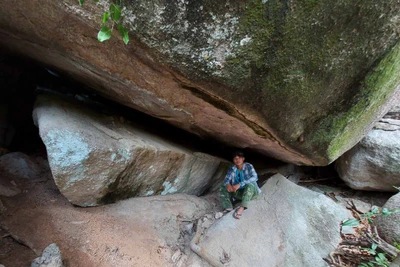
223 208 233 215
233 207 243 220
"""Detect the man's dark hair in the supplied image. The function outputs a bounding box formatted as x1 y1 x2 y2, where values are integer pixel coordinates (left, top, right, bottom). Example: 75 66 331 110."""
232 151 245 159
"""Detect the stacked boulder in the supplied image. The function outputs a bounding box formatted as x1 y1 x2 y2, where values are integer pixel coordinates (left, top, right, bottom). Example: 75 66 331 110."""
336 97 400 245
33 95 229 206
336 101 400 192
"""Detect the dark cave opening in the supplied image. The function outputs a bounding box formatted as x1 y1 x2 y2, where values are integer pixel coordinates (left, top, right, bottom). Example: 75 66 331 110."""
0 47 281 165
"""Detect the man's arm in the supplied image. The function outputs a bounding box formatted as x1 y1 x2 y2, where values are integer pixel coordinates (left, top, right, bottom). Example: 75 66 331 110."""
224 166 236 192
223 166 235 185
238 163 258 188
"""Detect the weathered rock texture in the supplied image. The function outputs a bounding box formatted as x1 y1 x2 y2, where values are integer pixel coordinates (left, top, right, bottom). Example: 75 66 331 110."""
33 95 229 206
376 192 400 244
384 93 400 120
31 243 64 267
0 0 399 165
336 126 400 192
191 174 350 267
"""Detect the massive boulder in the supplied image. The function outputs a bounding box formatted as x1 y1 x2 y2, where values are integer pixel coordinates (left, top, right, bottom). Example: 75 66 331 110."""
33 95 229 206
336 123 400 192
0 0 399 165
190 174 350 267
376 192 400 244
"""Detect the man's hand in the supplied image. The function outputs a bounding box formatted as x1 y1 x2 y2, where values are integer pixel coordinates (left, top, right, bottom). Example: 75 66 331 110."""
232 184 241 192
226 184 234 192
226 184 241 192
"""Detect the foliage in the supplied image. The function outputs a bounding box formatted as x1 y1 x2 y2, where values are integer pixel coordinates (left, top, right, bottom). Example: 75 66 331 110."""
344 206 400 225
344 206 400 267
358 244 391 267
381 207 400 216
373 253 390 266
362 206 380 224
361 243 378 256
342 218 360 227
394 242 400 250
79 0 129 44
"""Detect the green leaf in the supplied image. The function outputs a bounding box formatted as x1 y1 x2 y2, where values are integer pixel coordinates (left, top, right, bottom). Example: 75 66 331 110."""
97 26 112 42
371 243 378 251
93 0 99 2
371 206 379 214
102 12 109 24
110 4 121 21
342 218 360 226
79 0 85 5
118 24 129 45
382 208 390 216
375 253 389 266
359 263 375 267
377 253 386 261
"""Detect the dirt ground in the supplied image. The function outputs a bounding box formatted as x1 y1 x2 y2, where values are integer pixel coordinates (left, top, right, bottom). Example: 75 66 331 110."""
0 167 219 267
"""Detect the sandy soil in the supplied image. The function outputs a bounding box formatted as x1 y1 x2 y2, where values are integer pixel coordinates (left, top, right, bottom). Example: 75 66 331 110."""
0 169 219 267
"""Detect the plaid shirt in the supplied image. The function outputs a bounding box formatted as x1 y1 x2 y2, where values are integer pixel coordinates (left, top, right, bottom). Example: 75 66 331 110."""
224 162 261 192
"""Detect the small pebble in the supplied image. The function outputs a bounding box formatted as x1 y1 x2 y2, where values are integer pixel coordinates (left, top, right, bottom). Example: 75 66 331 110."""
184 223 193 233
215 212 223 219
171 249 181 262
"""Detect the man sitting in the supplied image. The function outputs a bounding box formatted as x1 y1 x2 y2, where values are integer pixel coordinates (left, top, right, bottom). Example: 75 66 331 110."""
220 151 261 219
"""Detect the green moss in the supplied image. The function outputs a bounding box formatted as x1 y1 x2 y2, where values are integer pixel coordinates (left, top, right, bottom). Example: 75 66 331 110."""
222 0 280 87
121 0 399 164
221 0 399 163
309 42 400 161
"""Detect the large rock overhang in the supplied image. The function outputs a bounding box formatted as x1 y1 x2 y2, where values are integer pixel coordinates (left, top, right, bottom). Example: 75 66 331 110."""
0 0 399 166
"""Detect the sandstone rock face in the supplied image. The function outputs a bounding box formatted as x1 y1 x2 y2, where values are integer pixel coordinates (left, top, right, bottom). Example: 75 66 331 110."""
336 127 400 192
376 192 400 244
33 95 229 206
1 0 399 165
191 174 350 267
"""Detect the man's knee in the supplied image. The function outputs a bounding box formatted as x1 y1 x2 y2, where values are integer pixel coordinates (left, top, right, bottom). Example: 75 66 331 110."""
220 184 227 192
243 183 258 198
243 183 256 191
220 185 230 197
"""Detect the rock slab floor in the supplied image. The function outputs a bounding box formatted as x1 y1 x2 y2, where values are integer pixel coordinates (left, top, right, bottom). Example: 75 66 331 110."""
0 169 218 267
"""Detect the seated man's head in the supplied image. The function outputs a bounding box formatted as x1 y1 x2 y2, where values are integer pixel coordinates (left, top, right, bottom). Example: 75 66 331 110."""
232 151 245 169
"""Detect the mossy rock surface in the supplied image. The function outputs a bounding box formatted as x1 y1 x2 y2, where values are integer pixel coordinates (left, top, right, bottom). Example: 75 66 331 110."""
0 0 398 165
123 0 400 164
